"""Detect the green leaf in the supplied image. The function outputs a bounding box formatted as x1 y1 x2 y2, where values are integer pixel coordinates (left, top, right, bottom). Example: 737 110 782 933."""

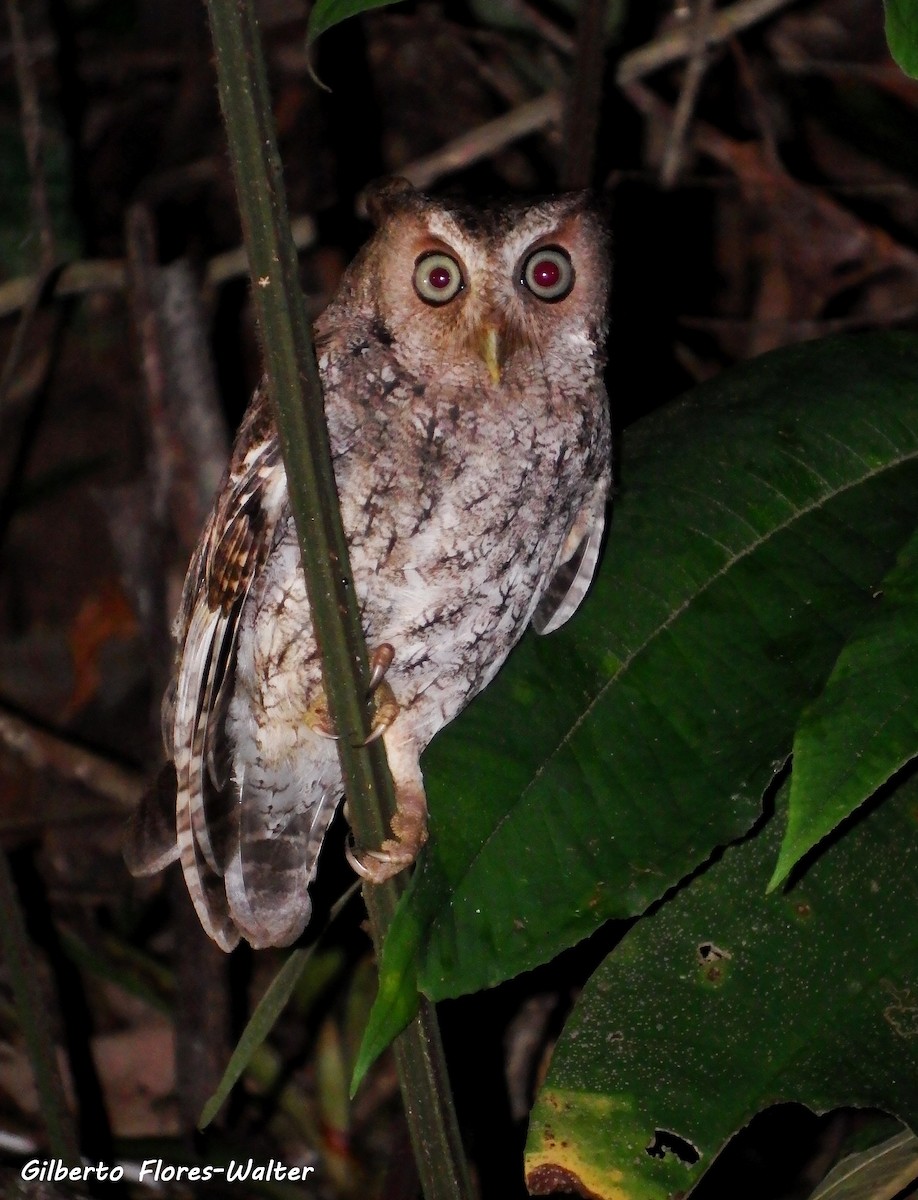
200 883 359 1127
525 772 918 1200
359 333 918 1068
809 1127 918 1200
351 864 425 1092
306 0 405 45
199 947 311 1128
884 0 918 79
770 528 918 889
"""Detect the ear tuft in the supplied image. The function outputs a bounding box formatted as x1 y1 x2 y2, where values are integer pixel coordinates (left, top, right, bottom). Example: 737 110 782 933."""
364 177 417 226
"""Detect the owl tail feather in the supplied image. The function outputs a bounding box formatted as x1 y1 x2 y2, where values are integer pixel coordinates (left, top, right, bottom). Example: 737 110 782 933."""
173 605 238 876
223 773 341 950
176 789 241 952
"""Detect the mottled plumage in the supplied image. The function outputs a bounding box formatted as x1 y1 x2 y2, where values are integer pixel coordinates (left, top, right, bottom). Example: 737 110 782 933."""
126 180 612 951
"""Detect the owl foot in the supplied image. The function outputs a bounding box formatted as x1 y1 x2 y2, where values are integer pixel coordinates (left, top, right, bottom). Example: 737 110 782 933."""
345 780 429 884
304 644 398 743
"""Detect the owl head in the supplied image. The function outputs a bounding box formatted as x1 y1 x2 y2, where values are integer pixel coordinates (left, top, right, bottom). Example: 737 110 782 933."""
339 179 611 391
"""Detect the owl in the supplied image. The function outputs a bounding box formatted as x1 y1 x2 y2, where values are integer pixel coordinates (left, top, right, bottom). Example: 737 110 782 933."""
126 179 612 951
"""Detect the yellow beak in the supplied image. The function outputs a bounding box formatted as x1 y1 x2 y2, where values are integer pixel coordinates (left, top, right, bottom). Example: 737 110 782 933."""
478 325 502 385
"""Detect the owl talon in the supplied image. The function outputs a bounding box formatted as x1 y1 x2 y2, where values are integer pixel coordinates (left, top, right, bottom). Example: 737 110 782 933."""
344 834 412 882
360 721 388 747
345 777 428 884
367 643 395 695
344 835 373 880
353 678 400 748
346 839 424 884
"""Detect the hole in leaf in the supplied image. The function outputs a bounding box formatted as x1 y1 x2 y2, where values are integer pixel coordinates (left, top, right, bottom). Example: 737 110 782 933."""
697 942 731 963
646 1129 700 1164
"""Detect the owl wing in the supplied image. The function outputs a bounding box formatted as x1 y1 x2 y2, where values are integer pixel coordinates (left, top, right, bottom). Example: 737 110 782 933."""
126 386 288 952
531 482 608 636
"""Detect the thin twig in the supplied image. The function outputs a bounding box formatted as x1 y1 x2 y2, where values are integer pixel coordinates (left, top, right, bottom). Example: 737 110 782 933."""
0 263 58 403
6 0 55 268
0 217 317 321
660 0 717 188
616 0 800 83
0 267 65 551
392 0 798 192
680 304 918 337
730 37 781 165
501 0 574 54
0 259 124 320
394 92 562 196
0 703 143 810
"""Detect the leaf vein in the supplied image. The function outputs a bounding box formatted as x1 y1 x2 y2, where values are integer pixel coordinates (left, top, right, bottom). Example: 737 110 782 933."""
450 442 918 886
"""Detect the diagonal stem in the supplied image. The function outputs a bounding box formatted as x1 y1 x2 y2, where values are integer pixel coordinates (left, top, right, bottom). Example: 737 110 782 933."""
201 3 474 1197
0 848 80 1162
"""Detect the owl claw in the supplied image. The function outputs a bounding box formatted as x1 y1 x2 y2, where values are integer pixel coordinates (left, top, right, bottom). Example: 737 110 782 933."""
360 721 388 746
345 776 429 884
367 643 395 695
354 676 400 748
345 836 425 884
344 836 373 880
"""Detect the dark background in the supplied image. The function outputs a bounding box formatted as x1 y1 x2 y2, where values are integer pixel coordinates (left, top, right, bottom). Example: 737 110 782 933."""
0 0 914 1196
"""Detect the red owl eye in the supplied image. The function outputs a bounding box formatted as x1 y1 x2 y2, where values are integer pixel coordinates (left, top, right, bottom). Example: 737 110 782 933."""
414 253 464 305
522 246 574 302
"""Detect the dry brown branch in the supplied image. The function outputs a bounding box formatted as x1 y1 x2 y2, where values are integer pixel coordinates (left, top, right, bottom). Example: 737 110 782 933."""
395 92 563 195
126 205 228 555
0 216 317 320
660 0 717 188
626 77 918 354
617 0 800 83
0 1 795 303
0 259 125 319
393 0 799 191
125 205 233 1127
0 704 143 811
561 0 609 189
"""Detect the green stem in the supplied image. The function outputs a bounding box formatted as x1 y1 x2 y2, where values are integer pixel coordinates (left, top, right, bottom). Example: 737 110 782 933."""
0 848 80 1162
201 4 474 1197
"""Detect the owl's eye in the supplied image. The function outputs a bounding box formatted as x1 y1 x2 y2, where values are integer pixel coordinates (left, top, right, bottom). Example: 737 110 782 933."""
522 247 574 302
414 253 464 305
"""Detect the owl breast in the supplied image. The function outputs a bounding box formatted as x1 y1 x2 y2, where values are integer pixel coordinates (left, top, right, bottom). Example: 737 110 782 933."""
233 326 608 760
